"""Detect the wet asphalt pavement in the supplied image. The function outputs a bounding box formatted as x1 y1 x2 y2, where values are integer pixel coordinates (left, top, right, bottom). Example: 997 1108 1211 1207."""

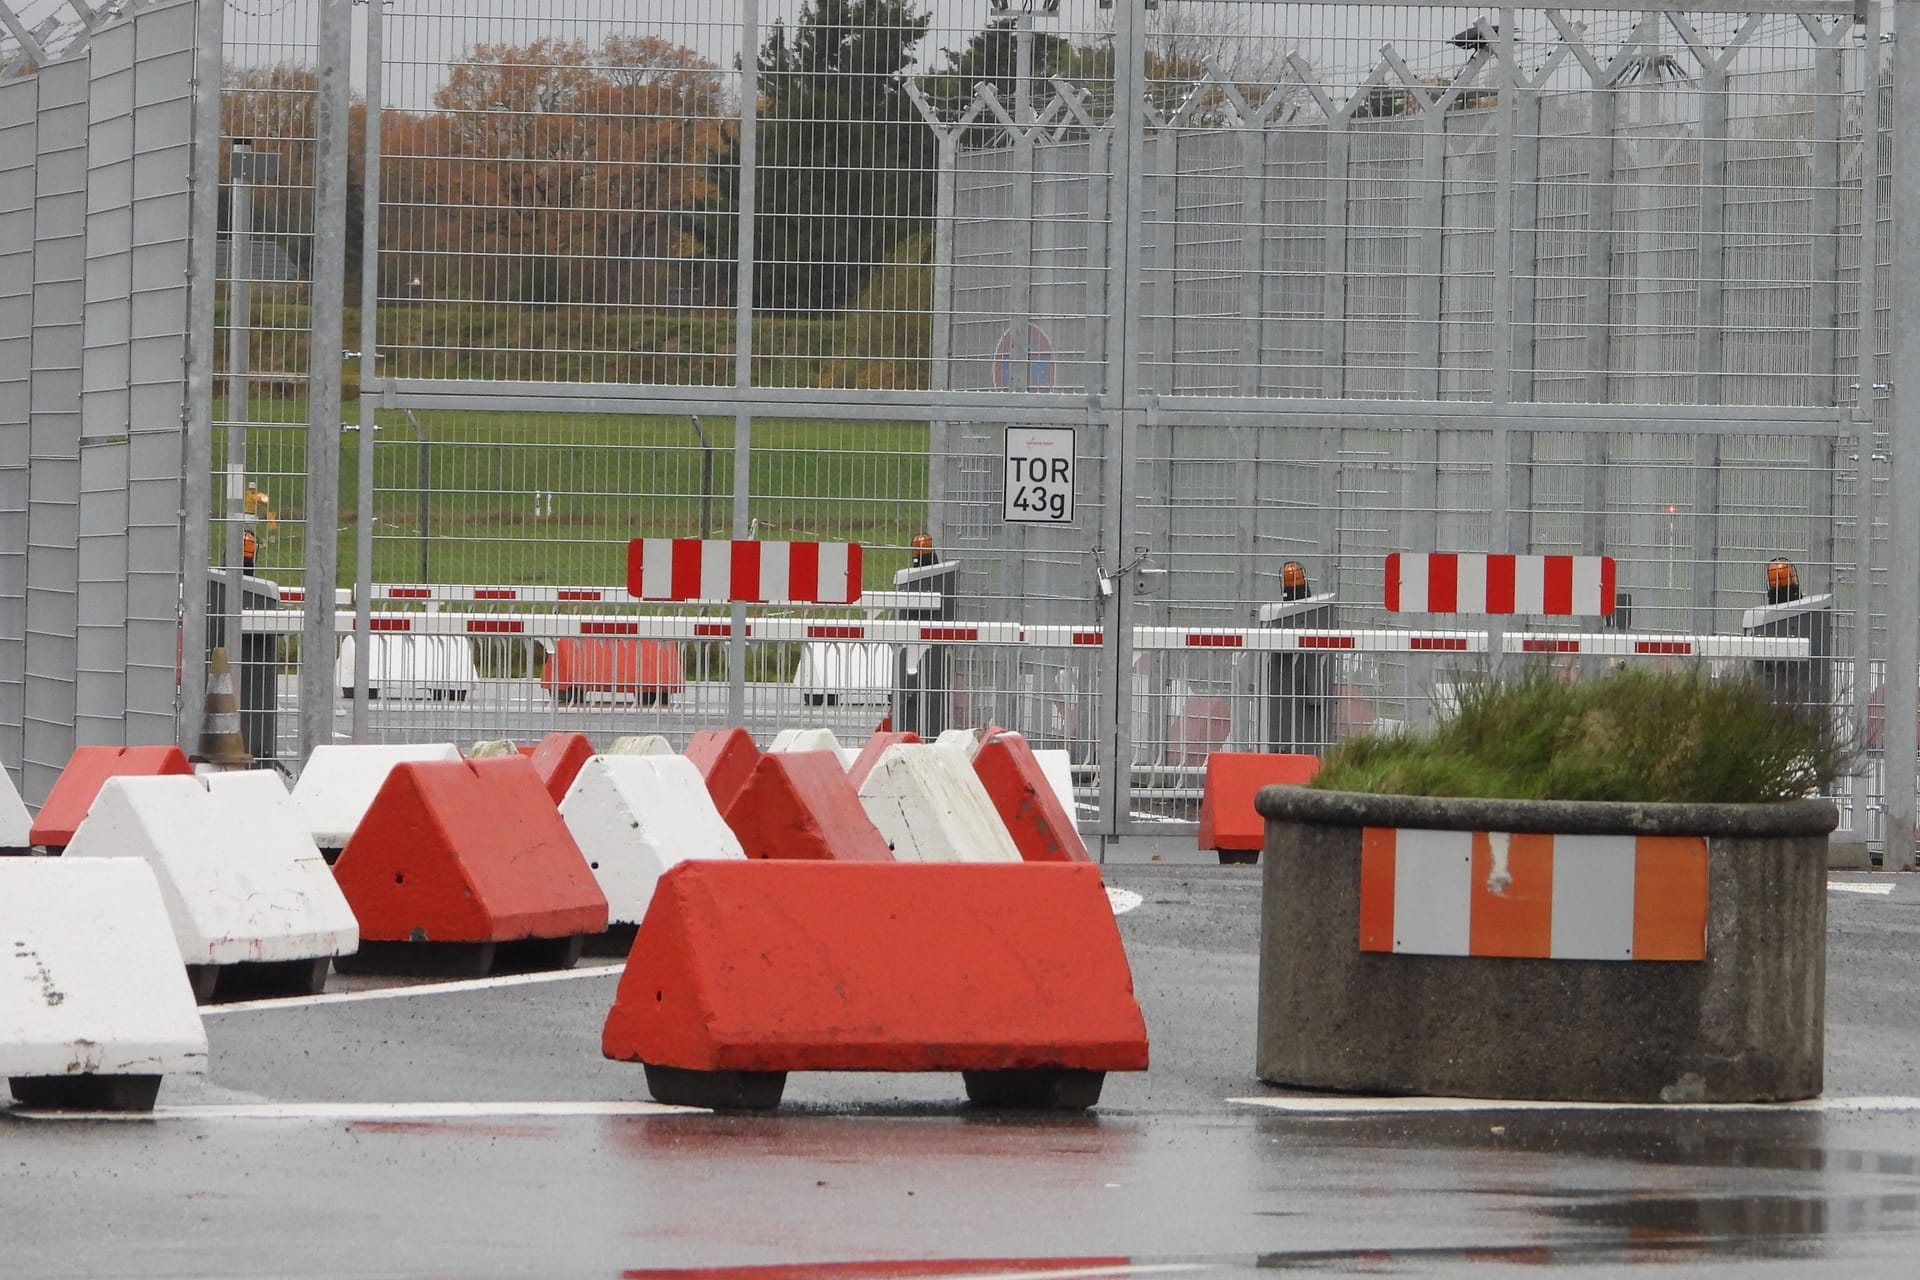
6 851 1920 1279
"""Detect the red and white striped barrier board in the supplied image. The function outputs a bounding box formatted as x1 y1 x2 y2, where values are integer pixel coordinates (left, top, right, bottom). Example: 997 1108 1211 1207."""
626 540 863 605
1359 827 1707 961
1385 553 1615 617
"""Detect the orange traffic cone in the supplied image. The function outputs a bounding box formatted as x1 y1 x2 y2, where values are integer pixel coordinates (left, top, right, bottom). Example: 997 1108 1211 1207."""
194 647 253 768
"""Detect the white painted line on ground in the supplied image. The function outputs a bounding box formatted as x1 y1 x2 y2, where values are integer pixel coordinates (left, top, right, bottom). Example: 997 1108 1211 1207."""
1107 887 1144 915
930 1266 1209 1280
201 961 624 1015
1230 1094 1920 1115
9 1099 702 1123
1829 881 1895 896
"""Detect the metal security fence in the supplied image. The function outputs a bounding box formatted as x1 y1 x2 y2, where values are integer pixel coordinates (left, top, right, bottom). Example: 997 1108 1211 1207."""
180 0 1920 847
6 0 1920 852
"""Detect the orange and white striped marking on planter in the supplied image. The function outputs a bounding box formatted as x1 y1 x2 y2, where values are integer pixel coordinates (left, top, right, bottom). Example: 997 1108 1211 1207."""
1385 552 1615 617
1358 828 1707 961
627 539 863 605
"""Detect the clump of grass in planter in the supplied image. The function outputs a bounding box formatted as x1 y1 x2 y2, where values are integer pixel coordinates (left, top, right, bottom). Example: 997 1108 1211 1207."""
1313 664 1854 804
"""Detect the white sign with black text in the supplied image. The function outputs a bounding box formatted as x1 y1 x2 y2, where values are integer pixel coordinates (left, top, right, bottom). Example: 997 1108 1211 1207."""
1003 426 1075 525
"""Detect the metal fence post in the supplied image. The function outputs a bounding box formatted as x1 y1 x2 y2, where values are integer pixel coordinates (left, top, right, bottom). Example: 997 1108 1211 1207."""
1096 0 1141 847
298 0 351 762
728 0 760 730
1887 0 1920 865
351 0 384 743
1851 0 1885 847
179 0 224 760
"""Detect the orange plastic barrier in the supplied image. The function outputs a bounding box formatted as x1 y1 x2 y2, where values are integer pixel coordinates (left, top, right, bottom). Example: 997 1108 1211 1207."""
1197 752 1321 857
30 745 193 849
528 732 595 802
845 730 921 790
602 860 1149 1108
973 733 1091 863
684 728 761 814
332 757 607 945
721 751 892 862
541 638 684 706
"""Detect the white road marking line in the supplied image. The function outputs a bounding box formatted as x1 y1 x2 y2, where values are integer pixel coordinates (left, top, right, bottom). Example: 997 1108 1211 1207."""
1107 887 1144 915
931 1266 1210 1280
1230 1094 1920 1115
1829 881 1895 896
10 1099 704 1123
201 961 624 1015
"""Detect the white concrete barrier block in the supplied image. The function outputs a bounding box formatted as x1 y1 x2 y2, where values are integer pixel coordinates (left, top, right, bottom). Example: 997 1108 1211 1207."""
857 743 1022 863
607 734 674 756
559 755 746 927
935 728 984 761
64 774 359 966
467 739 520 758
0 763 31 849
836 746 861 771
1032 748 1080 823
291 743 462 848
794 641 894 706
335 634 479 701
0 859 207 1082
770 728 842 755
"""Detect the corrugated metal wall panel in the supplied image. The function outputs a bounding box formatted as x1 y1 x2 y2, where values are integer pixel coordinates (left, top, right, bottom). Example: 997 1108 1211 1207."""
22 55 88 804
0 75 37 791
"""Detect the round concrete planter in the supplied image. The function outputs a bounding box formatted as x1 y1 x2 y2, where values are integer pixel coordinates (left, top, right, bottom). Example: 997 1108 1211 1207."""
1254 787 1838 1103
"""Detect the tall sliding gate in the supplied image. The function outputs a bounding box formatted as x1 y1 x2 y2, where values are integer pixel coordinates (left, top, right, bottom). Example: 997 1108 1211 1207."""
3 0 1915 850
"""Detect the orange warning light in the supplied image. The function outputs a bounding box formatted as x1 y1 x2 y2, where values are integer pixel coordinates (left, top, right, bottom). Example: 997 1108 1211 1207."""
1766 557 1801 605
1281 560 1310 601
910 533 937 568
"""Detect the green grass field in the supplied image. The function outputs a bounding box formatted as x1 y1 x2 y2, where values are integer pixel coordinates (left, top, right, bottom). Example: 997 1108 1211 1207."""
216 402 933 590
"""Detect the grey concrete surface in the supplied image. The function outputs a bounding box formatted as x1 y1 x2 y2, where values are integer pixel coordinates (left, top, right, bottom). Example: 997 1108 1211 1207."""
4 861 1920 1279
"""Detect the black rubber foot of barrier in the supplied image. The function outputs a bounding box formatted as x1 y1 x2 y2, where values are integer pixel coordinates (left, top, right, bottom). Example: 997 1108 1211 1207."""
643 1064 787 1111
10 1074 163 1112
962 1068 1107 1110
188 956 332 1004
334 940 497 978
492 933 585 974
582 923 639 959
1217 849 1260 866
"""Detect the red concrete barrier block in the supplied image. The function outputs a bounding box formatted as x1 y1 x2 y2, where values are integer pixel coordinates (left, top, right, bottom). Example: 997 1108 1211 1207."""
30 745 193 849
973 733 1091 863
541 638 684 706
684 728 760 814
846 730 921 790
602 860 1149 1109
332 757 607 974
1198 752 1320 863
528 732 595 803
721 751 892 862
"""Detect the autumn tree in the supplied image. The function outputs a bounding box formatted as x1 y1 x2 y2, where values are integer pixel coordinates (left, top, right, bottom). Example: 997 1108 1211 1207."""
402 35 729 307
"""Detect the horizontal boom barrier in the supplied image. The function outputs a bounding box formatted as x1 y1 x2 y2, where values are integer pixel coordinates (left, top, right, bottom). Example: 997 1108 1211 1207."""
239 611 1813 660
